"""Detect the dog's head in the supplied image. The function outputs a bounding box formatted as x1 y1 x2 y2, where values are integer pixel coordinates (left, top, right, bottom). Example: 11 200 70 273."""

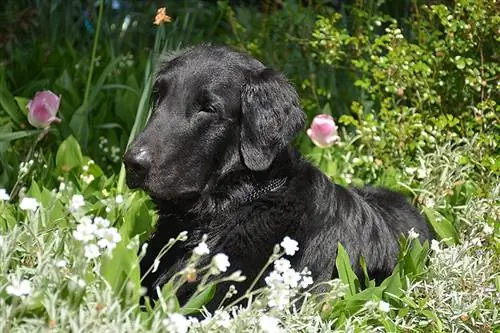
123 45 305 200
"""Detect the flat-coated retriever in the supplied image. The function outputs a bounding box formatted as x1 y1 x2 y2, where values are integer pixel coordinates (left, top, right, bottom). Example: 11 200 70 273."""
123 44 431 309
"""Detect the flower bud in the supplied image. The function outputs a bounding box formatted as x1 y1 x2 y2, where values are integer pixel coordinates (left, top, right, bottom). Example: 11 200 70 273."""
27 90 61 128
306 114 340 148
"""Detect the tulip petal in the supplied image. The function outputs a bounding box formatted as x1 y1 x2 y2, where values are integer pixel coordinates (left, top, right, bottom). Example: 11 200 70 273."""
26 90 61 128
307 114 340 148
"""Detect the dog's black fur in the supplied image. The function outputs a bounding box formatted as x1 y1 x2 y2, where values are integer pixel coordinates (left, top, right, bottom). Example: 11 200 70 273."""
124 44 431 308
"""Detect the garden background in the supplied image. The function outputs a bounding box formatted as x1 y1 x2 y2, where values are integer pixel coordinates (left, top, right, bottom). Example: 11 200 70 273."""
0 0 498 332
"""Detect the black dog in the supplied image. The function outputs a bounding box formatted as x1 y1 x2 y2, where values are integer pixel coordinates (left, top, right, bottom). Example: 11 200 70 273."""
123 44 431 308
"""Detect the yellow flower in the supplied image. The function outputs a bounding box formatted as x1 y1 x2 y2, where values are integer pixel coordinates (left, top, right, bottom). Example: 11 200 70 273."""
153 7 171 25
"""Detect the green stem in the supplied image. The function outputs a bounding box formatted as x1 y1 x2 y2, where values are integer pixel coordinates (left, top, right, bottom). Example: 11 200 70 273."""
226 253 280 308
83 0 105 107
10 128 51 200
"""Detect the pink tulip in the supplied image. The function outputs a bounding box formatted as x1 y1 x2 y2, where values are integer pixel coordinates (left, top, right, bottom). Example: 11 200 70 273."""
306 114 340 148
26 90 61 128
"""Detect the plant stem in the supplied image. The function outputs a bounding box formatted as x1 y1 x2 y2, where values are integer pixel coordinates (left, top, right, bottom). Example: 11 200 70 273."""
10 128 51 200
83 0 105 108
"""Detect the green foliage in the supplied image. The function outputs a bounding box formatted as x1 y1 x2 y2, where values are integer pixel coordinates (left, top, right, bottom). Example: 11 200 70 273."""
309 0 498 189
335 243 360 297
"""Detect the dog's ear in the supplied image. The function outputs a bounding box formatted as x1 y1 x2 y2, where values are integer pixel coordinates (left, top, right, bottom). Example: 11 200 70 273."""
240 68 305 171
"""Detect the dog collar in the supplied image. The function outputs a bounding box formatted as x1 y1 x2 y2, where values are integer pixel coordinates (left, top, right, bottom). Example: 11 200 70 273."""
242 177 288 205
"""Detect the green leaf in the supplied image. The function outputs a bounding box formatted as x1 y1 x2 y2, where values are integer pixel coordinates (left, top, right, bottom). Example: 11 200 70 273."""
68 104 89 150
14 97 30 115
0 89 25 125
335 243 360 297
27 181 42 199
408 239 430 277
381 270 403 298
359 256 375 288
156 280 180 314
120 192 155 241
0 130 41 142
181 284 216 315
100 239 141 305
421 309 443 332
55 135 84 173
423 207 459 245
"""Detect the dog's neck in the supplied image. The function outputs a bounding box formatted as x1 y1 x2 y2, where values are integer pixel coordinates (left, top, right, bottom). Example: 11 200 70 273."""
155 147 299 221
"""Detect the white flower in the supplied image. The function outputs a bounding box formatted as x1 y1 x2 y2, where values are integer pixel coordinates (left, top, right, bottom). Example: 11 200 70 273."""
404 167 416 175
94 216 110 229
213 310 231 328
416 168 427 179
80 174 94 184
212 253 230 273
56 259 67 268
228 270 246 282
115 194 124 204
178 231 188 241
84 243 100 259
97 227 121 251
193 241 210 256
0 235 4 247
267 285 291 310
273 258 291 273
259 314 281 333
471 237 482 246
69 194 85 211
6 278 32 296
282 268 301 288
378 300 390 312
94 217 111 237
73 221 97 243
19 197 40 211
300 275 314 289
407 228 420 240
424 197 435 208
265 271 283 288
186 317 199 328
280 236 299 256
483 224 493 235
0 189 10 201
430 239 441 253
163 313 190 333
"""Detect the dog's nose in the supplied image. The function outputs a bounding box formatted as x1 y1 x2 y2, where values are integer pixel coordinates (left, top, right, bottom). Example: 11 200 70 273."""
123 147 152 188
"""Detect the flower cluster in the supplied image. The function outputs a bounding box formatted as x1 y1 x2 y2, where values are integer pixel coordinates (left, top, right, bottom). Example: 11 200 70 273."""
0 188 10 201
264 237 313 310
98 136 121 164
191 238 231 275
72 216 122 259
6 277 32 297
80 160 96 184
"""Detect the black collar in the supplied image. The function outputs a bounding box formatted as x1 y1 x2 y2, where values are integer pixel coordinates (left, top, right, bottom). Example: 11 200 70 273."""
241 177 288 205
